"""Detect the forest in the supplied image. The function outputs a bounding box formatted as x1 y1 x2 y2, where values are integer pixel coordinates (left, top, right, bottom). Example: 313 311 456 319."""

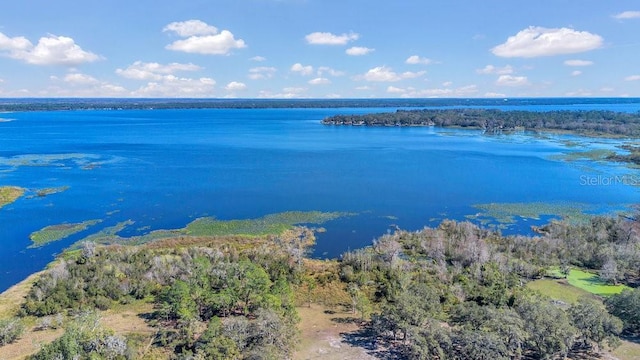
1 213 640 359
322 108 640 137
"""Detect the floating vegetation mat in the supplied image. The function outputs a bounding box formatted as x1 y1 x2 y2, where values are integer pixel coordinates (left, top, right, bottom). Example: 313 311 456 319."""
549 149 618 162
73 211 351 247
26 186 70 199
467 201 595 227
29 219 102 248
548 268 630 296
0 186 25 209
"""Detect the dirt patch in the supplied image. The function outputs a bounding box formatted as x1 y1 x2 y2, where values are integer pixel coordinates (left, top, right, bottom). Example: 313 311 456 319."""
294 305 377 360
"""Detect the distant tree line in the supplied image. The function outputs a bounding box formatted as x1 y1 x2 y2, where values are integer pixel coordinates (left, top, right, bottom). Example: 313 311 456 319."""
322 109 640 137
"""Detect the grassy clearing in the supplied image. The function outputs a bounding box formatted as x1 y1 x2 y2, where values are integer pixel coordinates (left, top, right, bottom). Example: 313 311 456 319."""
0 186 24 209
29 219 102 248
613 338 640 360
549 268 630 296
526 278 596 304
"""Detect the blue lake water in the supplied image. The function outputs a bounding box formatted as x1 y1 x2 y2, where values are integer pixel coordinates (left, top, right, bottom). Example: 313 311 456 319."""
1 99 640 292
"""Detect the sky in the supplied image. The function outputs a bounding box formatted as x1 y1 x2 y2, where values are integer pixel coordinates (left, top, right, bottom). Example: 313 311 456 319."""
0 0 639 98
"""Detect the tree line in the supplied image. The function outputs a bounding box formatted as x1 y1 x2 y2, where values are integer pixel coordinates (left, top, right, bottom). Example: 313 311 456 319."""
322 108 640 137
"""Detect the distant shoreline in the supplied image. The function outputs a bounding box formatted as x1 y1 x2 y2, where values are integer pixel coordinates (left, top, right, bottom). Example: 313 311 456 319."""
1 97 640 112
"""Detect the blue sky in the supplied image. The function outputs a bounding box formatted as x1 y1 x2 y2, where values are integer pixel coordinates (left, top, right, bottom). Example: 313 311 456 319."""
0 0 639 98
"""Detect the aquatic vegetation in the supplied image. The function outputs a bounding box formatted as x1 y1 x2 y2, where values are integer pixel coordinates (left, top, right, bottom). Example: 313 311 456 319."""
79 220 135 245
526 278 595 304
26 186 70 199
0 186 24 209
550 148 618 162
29 220 102 248
75 211 350 246
469 201 593 226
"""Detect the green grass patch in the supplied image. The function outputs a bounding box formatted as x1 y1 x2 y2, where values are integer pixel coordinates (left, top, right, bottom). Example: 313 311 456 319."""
0 186 24 209
29 219 102 248
526 278 596 304
548 268 630 296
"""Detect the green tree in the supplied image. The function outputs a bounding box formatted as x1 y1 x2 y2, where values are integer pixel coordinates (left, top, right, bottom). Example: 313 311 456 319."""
569 298 622 352
606 288 640 334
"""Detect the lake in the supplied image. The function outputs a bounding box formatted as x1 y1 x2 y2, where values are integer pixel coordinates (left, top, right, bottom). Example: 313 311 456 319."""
1 99 639 292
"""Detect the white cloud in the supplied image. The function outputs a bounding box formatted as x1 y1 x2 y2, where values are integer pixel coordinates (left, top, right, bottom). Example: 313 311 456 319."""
484 92 507 98
346 46 374 56
225 81 247 91
291 63 314 76
405 55 433 65
116 61 201 80
0 32 101 66
355 85 372 90
133 76 215 97
571 70 582 76
564 59 594 66
476 65 514 75
386 86 406 94
258 87 307 99
248 66 276 80
64 73 99 85
492 26 603 58
163 20 218 37
359 66 426 82
565 89 593 97
318 66 345 77
613 11 640 19
308 77 330 85
442 81 453 87
250 56 266 62
496 75 530 86
305 32 359 45
625 75 640 81
165 20 246 55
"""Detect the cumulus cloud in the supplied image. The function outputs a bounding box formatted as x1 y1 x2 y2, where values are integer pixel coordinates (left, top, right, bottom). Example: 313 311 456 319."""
318 66 345 77
385 85 478 98
258 87 307 99
0 32 100 66
625 75 640 81
346 46 374 56
386 86 406 94
305 32 359 45
132 76 216 97
163 20 218 37
248 66 276 80
359 66 425 82
492 26 603 58
291 63 314 76
476 65 514 75
165 20 246 55
116 61 201 80
405 55 433 65
484 92 507 98
225 81 247 91
308 77 330 85
564 59 593 66
571 70 582 76
613 11 640 19
250 56 266 62
64 73 99 85
496 75 529 86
